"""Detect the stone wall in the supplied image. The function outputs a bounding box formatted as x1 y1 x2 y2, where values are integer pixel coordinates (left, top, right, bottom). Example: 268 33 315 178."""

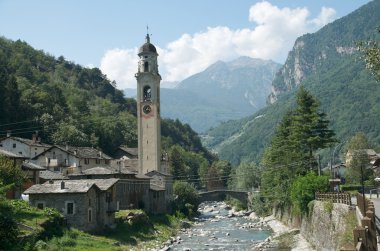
301 201 352 250
274 201 352 251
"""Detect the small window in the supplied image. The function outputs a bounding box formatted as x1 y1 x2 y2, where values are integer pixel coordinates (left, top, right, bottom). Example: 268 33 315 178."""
48 158 51 164
13 143 16 148
35 148 37 150
144 62 149 72
0 143 3 147
84 158 89 165
36 202 45 209
18 152 22 155
88 208 92 222
66 202 74 215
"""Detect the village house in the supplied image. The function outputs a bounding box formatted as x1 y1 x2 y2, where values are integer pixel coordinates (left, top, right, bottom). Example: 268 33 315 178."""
32 145 113 174
24 179 119 231
0 134 51 158
345 149 378 166
68 166 151 212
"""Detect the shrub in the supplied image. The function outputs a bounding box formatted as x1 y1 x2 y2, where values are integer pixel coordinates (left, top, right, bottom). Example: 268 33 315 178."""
290 172 329 215
173 181 199 217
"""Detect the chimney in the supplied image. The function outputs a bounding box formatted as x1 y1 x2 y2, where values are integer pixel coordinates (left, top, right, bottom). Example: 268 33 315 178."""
32 133 37 143
65 144 69 151
6 131 11 137
99 151 103 158
61 181 65 189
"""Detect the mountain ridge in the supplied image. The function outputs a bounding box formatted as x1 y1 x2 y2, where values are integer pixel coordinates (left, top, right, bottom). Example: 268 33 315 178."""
204 0 380 165
161 56 281 132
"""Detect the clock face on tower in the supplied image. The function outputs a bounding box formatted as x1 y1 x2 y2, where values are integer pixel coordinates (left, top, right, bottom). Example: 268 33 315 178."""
143 105 152 114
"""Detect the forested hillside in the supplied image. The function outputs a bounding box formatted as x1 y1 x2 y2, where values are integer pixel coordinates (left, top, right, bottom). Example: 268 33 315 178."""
204 0 380 165
0 36 211 161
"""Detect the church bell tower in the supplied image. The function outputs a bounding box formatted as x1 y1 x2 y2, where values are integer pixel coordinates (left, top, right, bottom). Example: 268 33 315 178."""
135 33 161 174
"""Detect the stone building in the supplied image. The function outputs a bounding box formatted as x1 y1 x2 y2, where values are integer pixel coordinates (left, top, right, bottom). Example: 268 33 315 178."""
32 145 112 173
0 134 51 158
24 179 119 231
68 166 151 212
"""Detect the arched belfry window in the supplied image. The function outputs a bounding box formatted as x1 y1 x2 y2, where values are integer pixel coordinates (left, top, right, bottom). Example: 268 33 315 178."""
144 62 149 72
143 86 151 101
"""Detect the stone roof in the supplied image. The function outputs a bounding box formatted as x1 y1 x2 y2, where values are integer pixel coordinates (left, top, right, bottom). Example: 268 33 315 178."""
72 147 112 159
39 170 68 180
118 146 138 157
81 167 114 175
0 149 27 159
1 136 51 148
146 170 172 177
33 145 112 160
22 162 46 171
135 173 151 179
24 178 118 194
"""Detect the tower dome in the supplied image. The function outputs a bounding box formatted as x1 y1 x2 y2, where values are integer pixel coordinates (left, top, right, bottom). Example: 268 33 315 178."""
138 34 157 55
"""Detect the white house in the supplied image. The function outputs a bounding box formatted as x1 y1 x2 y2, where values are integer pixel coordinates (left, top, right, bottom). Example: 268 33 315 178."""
0 134 51 158
32 145 113 174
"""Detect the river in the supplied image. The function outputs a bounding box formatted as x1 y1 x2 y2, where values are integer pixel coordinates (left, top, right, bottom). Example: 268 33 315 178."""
169 201 279 251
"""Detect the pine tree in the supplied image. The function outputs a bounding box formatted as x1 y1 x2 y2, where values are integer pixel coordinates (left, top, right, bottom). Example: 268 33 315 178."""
260 86 335 208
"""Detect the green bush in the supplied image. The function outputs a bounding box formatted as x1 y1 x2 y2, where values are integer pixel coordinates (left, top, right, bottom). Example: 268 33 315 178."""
173 181 199 217
249 194 271 217
290 172 329 215
340 184 362 192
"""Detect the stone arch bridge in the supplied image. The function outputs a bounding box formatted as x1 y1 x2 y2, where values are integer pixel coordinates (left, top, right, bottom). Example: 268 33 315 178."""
198 190 249 205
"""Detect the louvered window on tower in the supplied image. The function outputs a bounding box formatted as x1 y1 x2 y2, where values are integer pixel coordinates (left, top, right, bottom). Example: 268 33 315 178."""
143 86 151 101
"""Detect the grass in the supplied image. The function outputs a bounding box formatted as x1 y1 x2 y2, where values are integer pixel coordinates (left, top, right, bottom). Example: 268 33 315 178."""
10 200 57 234
37 210 185 251
10 201 185 250
339 210 357 248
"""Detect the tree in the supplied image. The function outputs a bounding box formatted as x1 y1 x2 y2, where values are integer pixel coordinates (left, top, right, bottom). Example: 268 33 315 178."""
169 145 187 179
229 162 261 190
291 86 336 169
358 27 380 83
0 182 20 251
345 133 373 184
260 86 335 208
0 156 24 187
173 181 199 217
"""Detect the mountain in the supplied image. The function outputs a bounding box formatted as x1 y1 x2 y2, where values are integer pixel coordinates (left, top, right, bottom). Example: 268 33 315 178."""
204 0 380 165
161 57 281 132
0 36 213 160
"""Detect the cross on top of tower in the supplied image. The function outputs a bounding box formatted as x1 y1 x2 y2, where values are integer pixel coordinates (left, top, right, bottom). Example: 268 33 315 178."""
145 25 151 43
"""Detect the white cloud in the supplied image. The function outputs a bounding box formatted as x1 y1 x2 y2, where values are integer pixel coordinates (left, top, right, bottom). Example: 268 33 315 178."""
100 1 336 90
311 7 336 27
100 48 138 89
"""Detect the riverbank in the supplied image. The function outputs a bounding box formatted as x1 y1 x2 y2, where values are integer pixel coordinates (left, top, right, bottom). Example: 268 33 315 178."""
259 215 315 250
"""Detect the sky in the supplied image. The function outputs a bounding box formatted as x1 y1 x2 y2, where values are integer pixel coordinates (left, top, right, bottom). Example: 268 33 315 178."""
0 0 371 90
